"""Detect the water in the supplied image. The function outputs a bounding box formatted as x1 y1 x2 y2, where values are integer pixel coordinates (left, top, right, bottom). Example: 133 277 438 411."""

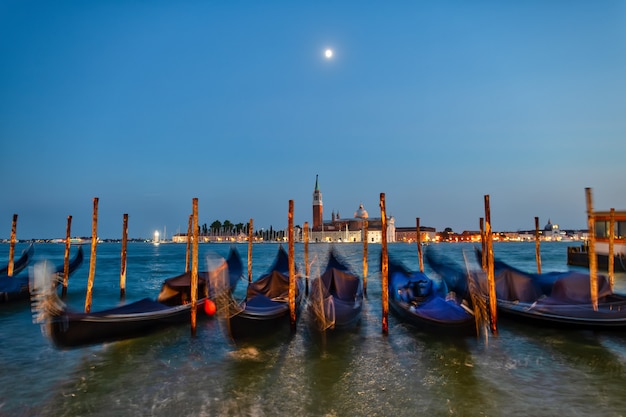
2 241 626 417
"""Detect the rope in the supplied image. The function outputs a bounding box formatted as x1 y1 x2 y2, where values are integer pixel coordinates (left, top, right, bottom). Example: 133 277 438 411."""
463 250 489 342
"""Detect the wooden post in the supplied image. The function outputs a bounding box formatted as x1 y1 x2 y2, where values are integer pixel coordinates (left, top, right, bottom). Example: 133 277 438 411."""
84 197 98 313
609 208 615 290
484 195 497 335
534 216 542 274
479 217 486 271
288 200 296 331
185 214 192 273
303 221 309 296
61 215 72 298
585 188 598 311
191 198 199 336
380 193 389 335
416 217 424 273
120 213 128 300
7 214 17 277
248 218 253 283
362 220 368 297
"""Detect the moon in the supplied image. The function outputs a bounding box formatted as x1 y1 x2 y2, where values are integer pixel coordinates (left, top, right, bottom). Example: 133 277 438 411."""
324 49 333 59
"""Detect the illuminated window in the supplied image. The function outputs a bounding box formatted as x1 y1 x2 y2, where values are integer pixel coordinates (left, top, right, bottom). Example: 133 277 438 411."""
596 220 626 239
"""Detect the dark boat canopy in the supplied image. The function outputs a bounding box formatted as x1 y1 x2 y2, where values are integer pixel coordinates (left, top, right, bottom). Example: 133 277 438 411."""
471 248 614 304
246 270 291 300
547 272 612 304
316 250 361 302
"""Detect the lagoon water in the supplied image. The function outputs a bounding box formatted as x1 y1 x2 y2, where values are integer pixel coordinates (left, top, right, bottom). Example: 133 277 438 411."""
1 241 626 417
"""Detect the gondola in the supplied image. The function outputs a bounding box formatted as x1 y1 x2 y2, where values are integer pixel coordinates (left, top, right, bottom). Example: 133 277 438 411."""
481 248 626 329
429 247 626 330
31 257 226 349
0 243 34 276
308 248 363 331
226 245 301 340
386 254 475 334
1 245 84 304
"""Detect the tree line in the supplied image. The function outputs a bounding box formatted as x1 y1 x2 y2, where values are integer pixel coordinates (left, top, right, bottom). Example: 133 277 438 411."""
200 220 246 235
199 220 298 241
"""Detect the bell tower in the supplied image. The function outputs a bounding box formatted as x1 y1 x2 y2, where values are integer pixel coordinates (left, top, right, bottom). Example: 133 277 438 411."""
312 175 323 230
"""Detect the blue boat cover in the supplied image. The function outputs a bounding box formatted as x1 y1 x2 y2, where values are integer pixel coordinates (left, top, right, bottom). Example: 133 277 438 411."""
416 296 472 321
427 246 615 305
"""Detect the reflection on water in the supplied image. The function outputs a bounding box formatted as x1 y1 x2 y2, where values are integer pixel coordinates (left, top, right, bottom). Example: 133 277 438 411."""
1 241 626 416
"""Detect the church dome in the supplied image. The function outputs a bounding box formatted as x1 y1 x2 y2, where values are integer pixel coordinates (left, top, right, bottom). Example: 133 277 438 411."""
544 219 553 231
354 204 369 219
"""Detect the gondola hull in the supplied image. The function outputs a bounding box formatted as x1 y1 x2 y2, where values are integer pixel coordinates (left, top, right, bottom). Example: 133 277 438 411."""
227 245 300 340
1 245 83 304
228 301 295 340
493 294 626 330
32 260 214 349
45 299 207 348
0 244 35 302
0 243 34 276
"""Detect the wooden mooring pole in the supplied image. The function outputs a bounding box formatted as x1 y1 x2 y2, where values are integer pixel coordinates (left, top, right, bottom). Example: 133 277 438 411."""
288 200 296 331
7 214 17 277
85 198 98 313
609 208 615 290
484 195 497 335
120 213 128 301
362 219 368 297
585 188 598 311
380 193 389 335
191 198 199 336
534 216 542 274
61 215 72 298
248 218 253 283
416 217 424 273
304 221 309 296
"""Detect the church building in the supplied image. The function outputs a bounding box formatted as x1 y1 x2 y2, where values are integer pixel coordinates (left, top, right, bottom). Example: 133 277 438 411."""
309 175 395 243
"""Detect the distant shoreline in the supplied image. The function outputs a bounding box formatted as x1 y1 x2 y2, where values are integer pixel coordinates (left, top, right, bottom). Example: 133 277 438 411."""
0 239 583 245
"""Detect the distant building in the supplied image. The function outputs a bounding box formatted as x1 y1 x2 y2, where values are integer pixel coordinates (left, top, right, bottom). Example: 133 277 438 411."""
308 176 395 243
542 218 567 241
395 226 437 243
458 230 482 242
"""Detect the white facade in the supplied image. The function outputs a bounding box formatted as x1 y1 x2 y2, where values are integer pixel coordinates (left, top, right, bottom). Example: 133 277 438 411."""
308 215 396 243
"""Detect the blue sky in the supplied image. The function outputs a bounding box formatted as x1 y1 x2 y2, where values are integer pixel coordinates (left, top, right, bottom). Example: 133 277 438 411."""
1 1 625 239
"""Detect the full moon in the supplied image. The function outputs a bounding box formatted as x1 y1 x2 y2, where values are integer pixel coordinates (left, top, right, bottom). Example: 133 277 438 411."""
324 49 333 59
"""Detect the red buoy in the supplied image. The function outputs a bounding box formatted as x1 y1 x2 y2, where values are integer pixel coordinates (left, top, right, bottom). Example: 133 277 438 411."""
203 299 217 316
